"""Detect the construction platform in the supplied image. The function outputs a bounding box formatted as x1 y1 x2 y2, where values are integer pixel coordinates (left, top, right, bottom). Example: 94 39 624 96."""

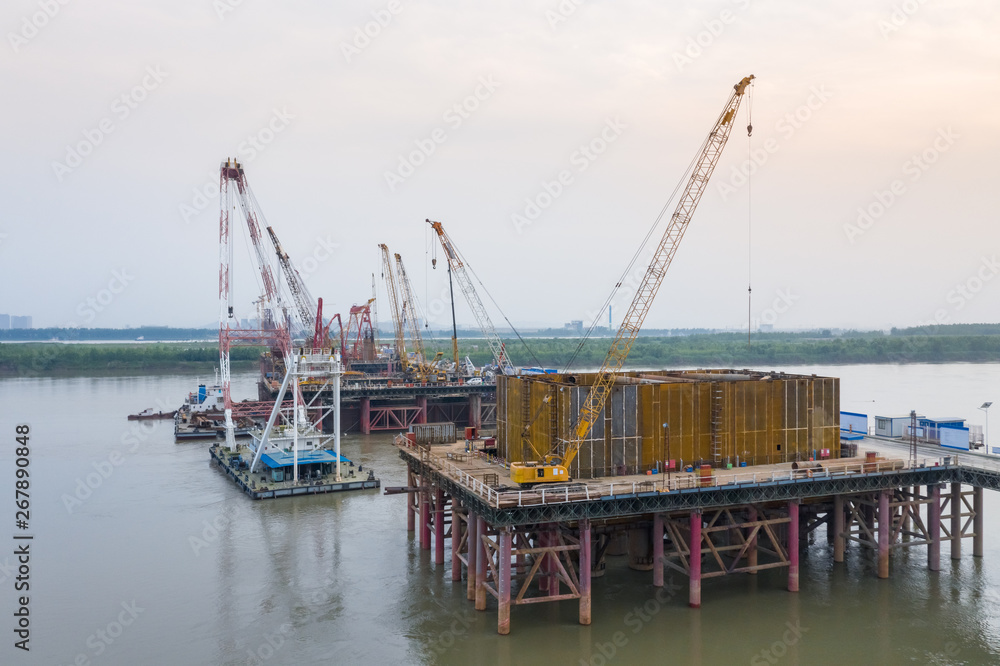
394 435 1000 634
210 443 380 499
261 379 496 434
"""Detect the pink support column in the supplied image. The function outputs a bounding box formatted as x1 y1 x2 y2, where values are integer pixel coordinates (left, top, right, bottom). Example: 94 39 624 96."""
951 482 962 561
434 488 445 565
748 506 759 574
834 495 845 563
419 481 431 550
788 501 799 592
451 504 463 581
475 516 487 611
974 486 984 558
498 529 512 635
689 510 702 608
416 395 428 425
579 519 592 625
359 396 371 434
406 469 415 533
467 511 478 600
878 490 889 579
653 513 664 587
928 484 941 571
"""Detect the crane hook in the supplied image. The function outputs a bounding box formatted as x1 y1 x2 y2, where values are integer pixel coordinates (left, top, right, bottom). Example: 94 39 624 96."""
747 123 753 137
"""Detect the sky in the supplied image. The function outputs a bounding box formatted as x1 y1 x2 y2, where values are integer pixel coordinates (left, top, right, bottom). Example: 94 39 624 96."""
1 1 998 333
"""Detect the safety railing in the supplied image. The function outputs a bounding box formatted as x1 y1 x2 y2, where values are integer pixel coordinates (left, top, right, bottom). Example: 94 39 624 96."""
398 437 960 510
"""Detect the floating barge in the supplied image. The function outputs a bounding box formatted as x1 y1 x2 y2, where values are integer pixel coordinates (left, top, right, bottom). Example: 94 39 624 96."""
210 443 379 499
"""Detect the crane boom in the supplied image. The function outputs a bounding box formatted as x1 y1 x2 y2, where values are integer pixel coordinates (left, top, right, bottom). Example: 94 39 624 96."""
512 75 754 483
426 220 514 375
266 225 317 334
378 244 409 373
394 253 427 367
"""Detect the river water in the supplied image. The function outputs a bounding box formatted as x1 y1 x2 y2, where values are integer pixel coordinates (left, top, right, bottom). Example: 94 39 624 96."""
1 363 999 665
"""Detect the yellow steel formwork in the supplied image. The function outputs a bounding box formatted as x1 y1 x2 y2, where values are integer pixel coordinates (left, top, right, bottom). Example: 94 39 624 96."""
496 370 840 478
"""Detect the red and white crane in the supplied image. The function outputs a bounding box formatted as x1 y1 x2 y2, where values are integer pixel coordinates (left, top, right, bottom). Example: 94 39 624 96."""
218 158 292 449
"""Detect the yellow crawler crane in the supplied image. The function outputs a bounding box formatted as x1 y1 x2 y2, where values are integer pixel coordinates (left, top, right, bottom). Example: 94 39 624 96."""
510 75 755 486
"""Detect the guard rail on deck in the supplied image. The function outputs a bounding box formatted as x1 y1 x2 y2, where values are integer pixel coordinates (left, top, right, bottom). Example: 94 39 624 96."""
396 436 973 510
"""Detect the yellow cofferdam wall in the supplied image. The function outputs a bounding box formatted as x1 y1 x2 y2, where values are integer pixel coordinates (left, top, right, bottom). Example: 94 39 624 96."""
496 370 840 479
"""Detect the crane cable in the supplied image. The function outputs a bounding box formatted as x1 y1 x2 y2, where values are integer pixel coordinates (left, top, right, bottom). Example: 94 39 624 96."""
747 86 754 345
452 241 544 368
562 111 722 373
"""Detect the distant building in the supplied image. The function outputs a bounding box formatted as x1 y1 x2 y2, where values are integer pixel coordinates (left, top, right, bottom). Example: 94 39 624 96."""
0 314 9 329
565 320 583 334
10 315 31 329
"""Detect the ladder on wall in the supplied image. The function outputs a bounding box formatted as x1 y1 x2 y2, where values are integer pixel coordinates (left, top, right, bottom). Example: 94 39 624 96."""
710 383 724 465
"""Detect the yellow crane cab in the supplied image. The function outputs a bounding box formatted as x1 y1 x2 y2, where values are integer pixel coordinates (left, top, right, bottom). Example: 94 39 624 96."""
510 461 569 486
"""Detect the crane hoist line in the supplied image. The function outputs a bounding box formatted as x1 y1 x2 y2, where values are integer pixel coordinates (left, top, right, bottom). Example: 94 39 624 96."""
509 75 755 486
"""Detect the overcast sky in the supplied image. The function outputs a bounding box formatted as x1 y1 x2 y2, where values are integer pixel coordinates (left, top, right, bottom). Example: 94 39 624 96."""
1 1 998 332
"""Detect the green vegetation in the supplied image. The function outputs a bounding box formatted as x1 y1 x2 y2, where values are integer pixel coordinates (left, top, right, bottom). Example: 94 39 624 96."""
426 332 1000 370
3 324 999 377
0 343 262 377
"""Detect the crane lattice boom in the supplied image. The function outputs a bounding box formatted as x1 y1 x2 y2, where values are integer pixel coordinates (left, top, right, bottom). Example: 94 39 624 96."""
266 226 316 334
561 75 754 464
394 253 427 367
426 220 514 375
378 244 408 372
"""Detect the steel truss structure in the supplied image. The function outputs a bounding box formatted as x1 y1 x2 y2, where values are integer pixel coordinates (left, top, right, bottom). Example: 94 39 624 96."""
399 449 993 634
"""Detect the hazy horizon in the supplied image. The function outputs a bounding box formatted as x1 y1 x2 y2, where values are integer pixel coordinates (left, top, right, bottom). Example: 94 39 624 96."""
3 2 998 334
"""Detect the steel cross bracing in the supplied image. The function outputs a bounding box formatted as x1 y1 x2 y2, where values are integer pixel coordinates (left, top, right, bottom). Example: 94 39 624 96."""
394 253 427 367
403 450 964 527
427 220 514 375
572 76 754 450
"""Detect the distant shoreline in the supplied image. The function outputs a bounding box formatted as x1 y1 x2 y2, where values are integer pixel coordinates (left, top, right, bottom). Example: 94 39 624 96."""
2 334 999 377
